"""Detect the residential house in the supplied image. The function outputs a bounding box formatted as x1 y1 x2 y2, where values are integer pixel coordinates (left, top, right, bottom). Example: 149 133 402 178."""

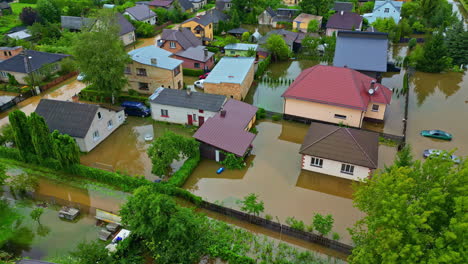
150 87 226 126
215 0 232 11
299 122 378 181
363 1 403 24
283 0 302 5
116 13 136 46
293 13 323 33
61 16 94 31
126 46 183 94
333 31 389 77
0 50 69 85
258 8 299 28
203 8 229 25
325 11 362 36
178 0 194 12
0 46 22 61
158 28 202 53
282 65 393 128
35 99 126 152
332 2 353 12
171 45 215 70
193 99 257 162
203 57 255 100
136 0 174 9
258 29 318 52
0 2 12 16
181 16 214 44
6 26 31 40
188 0 207 10
227 27 248 38
124 5 157 25
249 29 262 43
224 43 258 57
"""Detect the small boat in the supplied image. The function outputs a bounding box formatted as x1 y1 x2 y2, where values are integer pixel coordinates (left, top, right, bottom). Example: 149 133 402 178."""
216 167 225 174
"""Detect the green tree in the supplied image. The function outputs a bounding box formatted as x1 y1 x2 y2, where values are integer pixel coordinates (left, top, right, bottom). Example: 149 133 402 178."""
299 0 333 16
19 7 40 26
30 207 44 224
265 34 290 61
417 32 451 73
69 241 113 264
446 20 468 67
312 213 334 236
408 38 417 50
9 110 35 159
246 47 256 57
360 1 374 14
72 9 130 104
350 151 467 263
230 9 241 29
9 173 38 194
37 0 61 24
220 152 245 169
0 200 22 248
237 193 264 216
241 31 251 42
29 113 53 160
0 124 15 147
307 19 319 33
394 145 414 168
51 130 81 168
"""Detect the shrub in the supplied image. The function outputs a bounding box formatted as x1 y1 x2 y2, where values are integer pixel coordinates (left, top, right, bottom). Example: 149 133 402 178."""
19 0 37 3
265 214 273 221
0 146 22 160
183 68 204 77
249 127 258 134
286 216 305 231
256 108 266 120
332 232 340 241
206 46 219 53
220 152 245 170
271 114 282 121
408 38 417 50
167 151 200 187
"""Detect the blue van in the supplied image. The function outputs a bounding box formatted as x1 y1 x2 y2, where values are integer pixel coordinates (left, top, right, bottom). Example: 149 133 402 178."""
121 101 151 117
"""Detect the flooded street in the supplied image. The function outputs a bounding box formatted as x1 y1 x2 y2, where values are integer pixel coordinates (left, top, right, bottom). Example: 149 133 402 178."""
0 78 85 127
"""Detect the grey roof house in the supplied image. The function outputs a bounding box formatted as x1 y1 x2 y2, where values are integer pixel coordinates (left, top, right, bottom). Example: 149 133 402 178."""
203 8 229 24
61 16 94 31
116 13 136 45
258 29 318 52
35 99 126 152
326 11 362 36
227 27 248 38
258 7 299 28
215 0 232 11
332 2 353 12
150 87 226 126
124 4 157 25
333 31 389 74
171 45 215 70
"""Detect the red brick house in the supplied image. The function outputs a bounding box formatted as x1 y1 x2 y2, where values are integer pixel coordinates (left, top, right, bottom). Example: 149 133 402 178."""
170 46 215 71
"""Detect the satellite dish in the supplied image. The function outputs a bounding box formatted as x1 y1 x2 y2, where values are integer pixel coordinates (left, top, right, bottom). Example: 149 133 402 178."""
368 88 375 95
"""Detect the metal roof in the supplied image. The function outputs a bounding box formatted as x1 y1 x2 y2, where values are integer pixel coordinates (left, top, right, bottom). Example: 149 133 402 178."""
332 2 353 12
150 87 226 112
128 46 182 70
204 57 255 84
224 43 258 51
116 13 135 35
333 31 388 72
6 30 31 40
300 122 379 169
174 45 214 62
61 16 94 30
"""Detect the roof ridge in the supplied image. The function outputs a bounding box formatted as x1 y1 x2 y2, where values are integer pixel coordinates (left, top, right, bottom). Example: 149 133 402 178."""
299 125 341 153
345 128 377 168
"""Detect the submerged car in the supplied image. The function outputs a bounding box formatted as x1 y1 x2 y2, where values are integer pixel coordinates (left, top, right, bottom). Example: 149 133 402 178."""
420 130 452 140
194 79 205 89
423 149 460 164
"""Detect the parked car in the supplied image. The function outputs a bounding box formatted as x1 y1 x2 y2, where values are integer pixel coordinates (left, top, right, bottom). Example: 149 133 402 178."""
77 73 86 81
199 72 210 79
194 79 205 89
420 130 452 141
423 149 460 164
121 101 150 117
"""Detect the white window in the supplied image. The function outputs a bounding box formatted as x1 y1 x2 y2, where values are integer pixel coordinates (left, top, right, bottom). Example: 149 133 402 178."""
310 157 323 168
93 130 100 141
372 104 379 112
107 119 113 129
334 114 346 120
170 41 176 48
161 109 168 117
97 112 102 119
341 164 355 175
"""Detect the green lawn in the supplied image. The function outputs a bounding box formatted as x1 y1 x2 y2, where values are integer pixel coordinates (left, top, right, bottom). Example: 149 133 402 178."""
0 3 36 34
10 3 37 15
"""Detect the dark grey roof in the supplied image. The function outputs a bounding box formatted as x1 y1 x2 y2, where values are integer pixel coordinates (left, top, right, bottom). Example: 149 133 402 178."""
300 122 379 169
333 2 353 12
116 13 135 35
265 7 276 17
203 9 229 24
326 11 362 30
174 45 214 62
0 50 69 73
125 5 156 21
161 28 202 49
0 2 11 9
150 87 226 112
276 8 299 17
227 27 248 34
61 16 94 30
178 0 194 11
35 99 99 138
333 31 388 72
183 15 212 26
215 0 231 11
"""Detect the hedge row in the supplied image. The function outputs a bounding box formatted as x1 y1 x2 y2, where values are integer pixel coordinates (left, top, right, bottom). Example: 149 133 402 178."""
167 152 200 187
183 68 204 77
19 0 37 3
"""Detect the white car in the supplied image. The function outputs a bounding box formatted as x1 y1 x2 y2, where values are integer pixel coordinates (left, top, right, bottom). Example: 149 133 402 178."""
194 79 204 89
77 73 86 81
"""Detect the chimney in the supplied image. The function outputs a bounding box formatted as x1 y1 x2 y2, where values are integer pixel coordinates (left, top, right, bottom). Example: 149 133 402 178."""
151 58 157 65
220 110 226 117
204 48 208 57
340 11 344 15
370 80 375 90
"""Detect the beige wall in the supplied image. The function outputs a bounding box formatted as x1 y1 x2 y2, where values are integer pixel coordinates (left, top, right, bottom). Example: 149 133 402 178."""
246 115 256 130
364 102 386 120
284 98 365 128
204 62 254 100
302 154 371 181
126 61 184 94
121 31 136 46
283 0 301 5
181 20 213 41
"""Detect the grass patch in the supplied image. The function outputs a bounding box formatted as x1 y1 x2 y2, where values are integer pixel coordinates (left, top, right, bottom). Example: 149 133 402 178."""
11 3 37 14
379 137 399 147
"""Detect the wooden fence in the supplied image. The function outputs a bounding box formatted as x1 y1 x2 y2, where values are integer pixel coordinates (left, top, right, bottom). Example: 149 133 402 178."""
40 71 78 92
200 201 354 255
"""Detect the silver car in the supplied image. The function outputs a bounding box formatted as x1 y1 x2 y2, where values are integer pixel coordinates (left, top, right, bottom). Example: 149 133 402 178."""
423 149 460 164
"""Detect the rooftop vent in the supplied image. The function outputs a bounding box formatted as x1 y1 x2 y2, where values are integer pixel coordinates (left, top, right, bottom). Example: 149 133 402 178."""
151 58 157 65
368 80 379 95
220 110 226 117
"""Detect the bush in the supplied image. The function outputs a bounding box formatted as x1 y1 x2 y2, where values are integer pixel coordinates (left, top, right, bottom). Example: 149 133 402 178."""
272 114 282 121
183 68 204 77
79 88 148 105
220 152 245 170
206 46 219 53
256 108 266 119
0 146 22 160
255 56 271 79
19 0 37 3
332 232 340 241
167 151 200 187
286 216 305 231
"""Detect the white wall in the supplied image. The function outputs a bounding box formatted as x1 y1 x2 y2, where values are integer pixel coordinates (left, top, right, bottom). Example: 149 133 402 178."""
80 108 126 152
301 154 371 181
150 103 218 126
123 12 157 25
120 31 135 46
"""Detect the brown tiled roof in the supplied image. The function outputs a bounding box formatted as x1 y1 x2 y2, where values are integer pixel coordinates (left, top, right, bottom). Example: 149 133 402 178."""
299 122 379 168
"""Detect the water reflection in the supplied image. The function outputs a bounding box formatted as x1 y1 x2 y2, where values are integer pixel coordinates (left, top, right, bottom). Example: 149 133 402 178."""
296 170 354 199
412 72 464 105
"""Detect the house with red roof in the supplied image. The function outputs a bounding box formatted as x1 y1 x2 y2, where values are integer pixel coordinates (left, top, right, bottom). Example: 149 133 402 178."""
282 65 392 128
193 99 257 162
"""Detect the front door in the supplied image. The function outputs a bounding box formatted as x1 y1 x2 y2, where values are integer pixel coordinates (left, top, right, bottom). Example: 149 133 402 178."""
215 150 220 162
199 116 205 126
187 114 193 125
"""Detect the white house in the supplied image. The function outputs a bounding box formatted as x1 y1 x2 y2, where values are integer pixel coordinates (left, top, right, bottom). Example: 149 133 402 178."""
299 122 379 181
363 1 403 24
149 87 226 126
35 99 126 152
124 5 157 25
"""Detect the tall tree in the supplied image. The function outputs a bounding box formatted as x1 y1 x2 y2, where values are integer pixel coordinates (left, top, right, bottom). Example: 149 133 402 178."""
51 130 80 168
417 32 451 73
446 20 468 67
29 113 53 160
299 0 333 16
36 0 61 24
350 151 467 263
19 7 40 26
265 34 290 61
237 193 264 216
8 110 35 159
72 9 130 104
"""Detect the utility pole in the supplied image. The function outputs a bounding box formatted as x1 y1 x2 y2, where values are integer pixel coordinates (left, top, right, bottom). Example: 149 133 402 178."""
22 50 36 96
